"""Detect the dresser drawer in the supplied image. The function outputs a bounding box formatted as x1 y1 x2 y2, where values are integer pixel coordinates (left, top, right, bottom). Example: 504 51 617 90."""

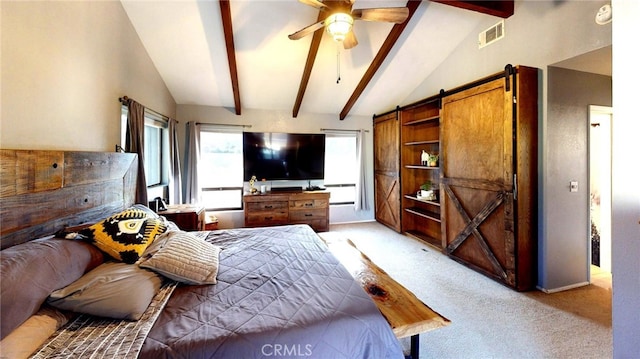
246 211 289 226
290 199 328 209
289 208 327 221
246 201 288 212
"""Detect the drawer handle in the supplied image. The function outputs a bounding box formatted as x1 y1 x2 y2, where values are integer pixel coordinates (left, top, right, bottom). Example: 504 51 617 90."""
264 205 273 209
304 203 313 207
304 214 313 217
264 216 273 220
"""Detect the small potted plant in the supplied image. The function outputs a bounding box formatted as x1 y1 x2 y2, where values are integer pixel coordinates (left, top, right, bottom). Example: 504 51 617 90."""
427 153 439 167
419 180 433 199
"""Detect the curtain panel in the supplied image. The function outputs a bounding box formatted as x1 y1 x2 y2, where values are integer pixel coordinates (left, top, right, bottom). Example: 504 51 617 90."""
125 99 148 205
168 118 182 205
355 129 369 211
184 121 201 204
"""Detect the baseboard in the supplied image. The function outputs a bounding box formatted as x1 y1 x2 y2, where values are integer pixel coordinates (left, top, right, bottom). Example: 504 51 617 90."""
329 219 377 225
537 281 590 293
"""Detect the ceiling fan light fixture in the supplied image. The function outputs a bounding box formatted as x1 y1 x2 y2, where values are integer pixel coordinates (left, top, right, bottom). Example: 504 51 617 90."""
325 13 353 42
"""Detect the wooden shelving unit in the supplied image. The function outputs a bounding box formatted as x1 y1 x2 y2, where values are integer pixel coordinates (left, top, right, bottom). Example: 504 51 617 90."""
400 95 442 249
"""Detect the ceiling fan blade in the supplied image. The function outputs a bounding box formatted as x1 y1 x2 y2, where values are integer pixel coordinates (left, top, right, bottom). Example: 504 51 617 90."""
298 0 329 11
288 20 326 40
352 7 410 23
343 30 358 49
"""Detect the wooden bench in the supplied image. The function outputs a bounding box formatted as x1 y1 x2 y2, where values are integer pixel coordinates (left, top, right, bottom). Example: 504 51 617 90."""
321 236 450 359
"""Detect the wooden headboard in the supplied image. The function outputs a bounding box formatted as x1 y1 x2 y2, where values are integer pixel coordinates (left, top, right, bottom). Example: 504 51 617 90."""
0 150 138 249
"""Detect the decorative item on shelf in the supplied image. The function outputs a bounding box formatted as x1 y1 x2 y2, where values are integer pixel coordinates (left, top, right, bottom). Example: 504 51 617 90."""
260 178 267 194
427 153 439 167
417 180 436 201
249 175 258 194
421 150 429 166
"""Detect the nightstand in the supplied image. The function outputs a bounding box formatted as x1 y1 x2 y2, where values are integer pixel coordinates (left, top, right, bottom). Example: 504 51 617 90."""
161 204 205 231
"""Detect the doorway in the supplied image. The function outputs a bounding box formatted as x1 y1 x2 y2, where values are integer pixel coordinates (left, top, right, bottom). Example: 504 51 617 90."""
589 105 613 275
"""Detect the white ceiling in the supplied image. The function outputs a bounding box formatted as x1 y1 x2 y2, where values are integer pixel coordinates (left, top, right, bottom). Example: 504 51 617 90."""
121 0 494 118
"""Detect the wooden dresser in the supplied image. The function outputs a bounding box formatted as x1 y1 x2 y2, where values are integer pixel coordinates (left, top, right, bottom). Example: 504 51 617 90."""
161 204 205 231
243 192 330 232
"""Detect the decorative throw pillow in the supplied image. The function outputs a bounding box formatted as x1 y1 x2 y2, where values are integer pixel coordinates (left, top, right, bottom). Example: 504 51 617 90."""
128 203 161 219
139 231 221 285
47 262 162 320
81 207 167 264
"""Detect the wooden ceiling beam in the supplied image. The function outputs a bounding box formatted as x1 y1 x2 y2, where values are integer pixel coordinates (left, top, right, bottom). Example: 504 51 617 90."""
431 0 514 18
339 0 422 121
219 0 242 115
292 3 337 118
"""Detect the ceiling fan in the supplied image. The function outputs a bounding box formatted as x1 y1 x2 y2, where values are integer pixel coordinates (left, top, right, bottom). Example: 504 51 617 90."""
288 0 410 49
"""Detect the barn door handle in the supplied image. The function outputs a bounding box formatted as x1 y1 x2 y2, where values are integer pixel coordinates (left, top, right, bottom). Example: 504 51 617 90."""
513 174 518 200
504 64 513 92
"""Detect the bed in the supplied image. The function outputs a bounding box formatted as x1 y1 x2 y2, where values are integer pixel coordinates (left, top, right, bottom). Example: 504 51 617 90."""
0 150 403 358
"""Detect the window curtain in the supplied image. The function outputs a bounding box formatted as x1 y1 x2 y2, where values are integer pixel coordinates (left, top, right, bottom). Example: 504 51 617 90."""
125 99 148 205
354 129 369 211
184 121 201 204
168 118 182 205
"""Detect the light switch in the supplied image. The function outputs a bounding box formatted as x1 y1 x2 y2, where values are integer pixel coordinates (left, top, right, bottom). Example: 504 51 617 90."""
570 181 578 192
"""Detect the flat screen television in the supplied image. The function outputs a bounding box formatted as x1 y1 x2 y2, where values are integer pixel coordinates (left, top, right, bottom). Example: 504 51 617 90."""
243 132 325 181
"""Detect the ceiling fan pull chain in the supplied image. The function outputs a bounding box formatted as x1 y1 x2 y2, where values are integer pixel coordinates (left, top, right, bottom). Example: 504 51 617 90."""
336 45 341 84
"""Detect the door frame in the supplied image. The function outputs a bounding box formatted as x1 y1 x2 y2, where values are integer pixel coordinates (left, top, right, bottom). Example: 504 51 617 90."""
588 104 613 278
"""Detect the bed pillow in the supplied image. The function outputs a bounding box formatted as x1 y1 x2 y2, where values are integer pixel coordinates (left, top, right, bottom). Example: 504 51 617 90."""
0 239 104 339
0 305 73 359
80 207 167 264
139 231 221 285
47 262 162 320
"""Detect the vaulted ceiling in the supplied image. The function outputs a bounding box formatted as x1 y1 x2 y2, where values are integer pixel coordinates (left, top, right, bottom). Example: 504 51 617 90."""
121 0 513 120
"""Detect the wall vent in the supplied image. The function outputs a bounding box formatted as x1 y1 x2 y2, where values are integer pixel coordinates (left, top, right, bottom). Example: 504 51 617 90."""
478 20 504 48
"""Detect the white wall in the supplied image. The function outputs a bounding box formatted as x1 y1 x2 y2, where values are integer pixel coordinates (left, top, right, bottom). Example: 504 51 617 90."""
611 0 640 356
176 105 376 228
0 1 175 151
402 0 611 103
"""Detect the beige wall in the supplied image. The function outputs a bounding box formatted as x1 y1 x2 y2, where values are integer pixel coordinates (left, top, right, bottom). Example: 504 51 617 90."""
0 1 175 151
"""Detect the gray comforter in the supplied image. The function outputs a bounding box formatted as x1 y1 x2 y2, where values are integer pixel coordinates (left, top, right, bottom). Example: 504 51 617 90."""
140 225 403 358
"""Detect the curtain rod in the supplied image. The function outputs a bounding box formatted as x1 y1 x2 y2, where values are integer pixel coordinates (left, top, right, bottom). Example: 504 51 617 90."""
320 128 369 133
119 96 175 122
195 122 252 128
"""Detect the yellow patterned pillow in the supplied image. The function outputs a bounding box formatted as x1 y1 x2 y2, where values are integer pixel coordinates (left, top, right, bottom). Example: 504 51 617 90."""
81 208 167 264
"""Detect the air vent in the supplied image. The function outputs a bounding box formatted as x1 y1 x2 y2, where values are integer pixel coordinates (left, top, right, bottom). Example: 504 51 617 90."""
478 20 504 48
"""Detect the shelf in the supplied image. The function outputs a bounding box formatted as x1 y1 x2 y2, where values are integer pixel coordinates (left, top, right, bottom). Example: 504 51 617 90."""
404 115 439 126
404 194 440 207
405 165 439 170
404 140 439 146
404 207 441 222
405 230 441 248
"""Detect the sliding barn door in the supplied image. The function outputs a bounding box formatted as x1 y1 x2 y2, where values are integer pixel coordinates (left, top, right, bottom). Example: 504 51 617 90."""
440 76 517 287
374 111 401 232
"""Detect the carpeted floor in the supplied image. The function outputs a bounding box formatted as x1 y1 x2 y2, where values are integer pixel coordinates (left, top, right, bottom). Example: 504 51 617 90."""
322 221 612 359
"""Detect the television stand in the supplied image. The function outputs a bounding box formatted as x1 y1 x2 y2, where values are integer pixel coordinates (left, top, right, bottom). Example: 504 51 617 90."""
243 192 330 232
270 186 303 193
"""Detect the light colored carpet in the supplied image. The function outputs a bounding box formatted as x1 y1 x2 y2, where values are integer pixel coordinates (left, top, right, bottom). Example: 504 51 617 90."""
323 222 612 359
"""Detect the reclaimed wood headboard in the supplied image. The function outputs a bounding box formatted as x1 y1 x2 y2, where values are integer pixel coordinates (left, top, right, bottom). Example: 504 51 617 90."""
0 150 138 249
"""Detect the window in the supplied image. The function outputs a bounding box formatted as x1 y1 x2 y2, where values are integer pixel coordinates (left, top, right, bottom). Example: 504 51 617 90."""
121 106 169 188
324 133 357 204
199 129 244 210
